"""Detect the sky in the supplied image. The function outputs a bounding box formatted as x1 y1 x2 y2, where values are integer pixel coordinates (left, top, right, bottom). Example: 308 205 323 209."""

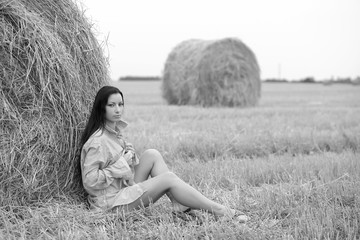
77 0 360 81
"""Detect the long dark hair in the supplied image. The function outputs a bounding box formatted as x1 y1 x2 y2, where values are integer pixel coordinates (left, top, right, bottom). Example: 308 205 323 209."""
80 86 124 147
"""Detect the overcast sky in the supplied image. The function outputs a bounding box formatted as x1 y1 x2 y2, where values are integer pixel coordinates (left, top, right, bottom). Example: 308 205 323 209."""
77 0 360 81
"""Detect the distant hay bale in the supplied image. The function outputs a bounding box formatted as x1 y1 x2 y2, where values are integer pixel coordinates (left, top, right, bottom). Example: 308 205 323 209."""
0 0 109 205
162 38 261 107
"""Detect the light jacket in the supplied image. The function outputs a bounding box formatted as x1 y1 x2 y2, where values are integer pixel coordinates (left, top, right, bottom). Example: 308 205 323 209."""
80 120 143 210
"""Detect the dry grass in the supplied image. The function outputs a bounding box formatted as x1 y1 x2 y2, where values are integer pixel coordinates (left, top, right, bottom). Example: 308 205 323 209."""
0 151 359 239
162 38 261 107
0 0 108 206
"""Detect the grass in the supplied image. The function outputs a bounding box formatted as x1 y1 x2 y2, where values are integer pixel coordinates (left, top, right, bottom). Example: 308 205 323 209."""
1 82 359 239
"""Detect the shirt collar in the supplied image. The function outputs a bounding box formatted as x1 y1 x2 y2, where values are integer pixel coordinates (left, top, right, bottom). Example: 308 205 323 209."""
104 119 128 136
116 119 128 130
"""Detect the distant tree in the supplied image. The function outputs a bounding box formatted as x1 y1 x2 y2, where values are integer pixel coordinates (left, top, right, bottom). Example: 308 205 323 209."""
264 78 288 83
119 76 160 81
300 77 315 83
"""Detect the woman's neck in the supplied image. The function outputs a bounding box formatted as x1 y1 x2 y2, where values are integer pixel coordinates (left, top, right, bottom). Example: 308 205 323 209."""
105 122 116 131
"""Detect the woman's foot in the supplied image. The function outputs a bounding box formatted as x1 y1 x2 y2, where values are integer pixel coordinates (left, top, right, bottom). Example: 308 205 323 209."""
215 207 249 223
230 210 249 223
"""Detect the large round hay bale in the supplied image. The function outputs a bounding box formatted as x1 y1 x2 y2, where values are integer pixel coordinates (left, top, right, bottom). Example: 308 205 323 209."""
0 0 108 205
162 38 261 107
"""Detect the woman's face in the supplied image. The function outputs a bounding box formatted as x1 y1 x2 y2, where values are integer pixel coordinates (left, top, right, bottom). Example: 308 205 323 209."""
105 93 124 125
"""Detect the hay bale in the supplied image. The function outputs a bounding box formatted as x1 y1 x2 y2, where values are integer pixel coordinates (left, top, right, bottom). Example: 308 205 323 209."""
0 0 109 205
162 38 261 107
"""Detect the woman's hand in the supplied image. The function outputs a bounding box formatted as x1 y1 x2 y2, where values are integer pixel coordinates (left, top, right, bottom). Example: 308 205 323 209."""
124 142 138 166
123 151 134 164
125 143 135 153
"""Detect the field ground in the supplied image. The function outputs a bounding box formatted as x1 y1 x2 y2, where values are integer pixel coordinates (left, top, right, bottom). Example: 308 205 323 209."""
1 82 359 239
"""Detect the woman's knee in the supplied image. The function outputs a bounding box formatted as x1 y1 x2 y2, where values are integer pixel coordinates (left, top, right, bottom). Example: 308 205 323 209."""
140 172 179 194
160 171 179 184
140 149 163 162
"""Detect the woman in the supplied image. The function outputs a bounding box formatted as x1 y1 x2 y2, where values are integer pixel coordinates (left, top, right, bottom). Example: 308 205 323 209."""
80 86 248 222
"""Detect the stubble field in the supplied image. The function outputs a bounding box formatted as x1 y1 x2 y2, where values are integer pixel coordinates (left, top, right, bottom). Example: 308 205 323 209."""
1 81 359 239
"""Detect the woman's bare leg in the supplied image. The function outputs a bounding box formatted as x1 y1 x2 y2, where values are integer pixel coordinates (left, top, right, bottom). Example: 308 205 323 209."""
125 172 231 216
134 149 188 211
133 149 170 181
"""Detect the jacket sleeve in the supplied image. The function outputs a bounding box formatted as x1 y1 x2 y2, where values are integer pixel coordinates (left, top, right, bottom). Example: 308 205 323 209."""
82 143 133 190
